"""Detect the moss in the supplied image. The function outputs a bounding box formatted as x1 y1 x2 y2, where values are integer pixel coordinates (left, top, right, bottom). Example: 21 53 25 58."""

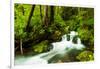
51 30 62 41
32 40 49 53
76 51 94 61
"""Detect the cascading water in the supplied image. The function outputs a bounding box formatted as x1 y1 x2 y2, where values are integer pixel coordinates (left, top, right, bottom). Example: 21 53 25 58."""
62 34 67 41
15 31 85 65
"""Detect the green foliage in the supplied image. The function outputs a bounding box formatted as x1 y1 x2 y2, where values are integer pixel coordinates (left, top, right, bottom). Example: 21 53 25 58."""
14 4 31 39
61 7 78 20
55 14 66 27
32 40 49 53
76 51 94 61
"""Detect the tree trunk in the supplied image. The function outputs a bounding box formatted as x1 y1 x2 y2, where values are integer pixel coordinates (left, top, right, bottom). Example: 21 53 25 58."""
50 6 54 24
20 38 23 55
21 6 24 15
78 7 81 16
26 5 35 32
40 5 43 21
43 5 49 28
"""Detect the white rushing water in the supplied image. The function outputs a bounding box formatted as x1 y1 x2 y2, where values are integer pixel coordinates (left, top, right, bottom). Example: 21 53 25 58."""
15 31 85 65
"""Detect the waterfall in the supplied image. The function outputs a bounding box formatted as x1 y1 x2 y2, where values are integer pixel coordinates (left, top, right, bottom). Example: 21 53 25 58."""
15 31 85 65
77 38 81 44
69 31 78 42
62 34 67 41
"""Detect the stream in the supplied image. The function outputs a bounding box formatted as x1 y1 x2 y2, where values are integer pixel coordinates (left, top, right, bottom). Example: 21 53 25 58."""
15 31 85 65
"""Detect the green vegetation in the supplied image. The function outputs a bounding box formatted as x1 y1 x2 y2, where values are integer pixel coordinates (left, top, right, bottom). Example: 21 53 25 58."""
76 51 94 61
15 4 94 62
33 40 49 53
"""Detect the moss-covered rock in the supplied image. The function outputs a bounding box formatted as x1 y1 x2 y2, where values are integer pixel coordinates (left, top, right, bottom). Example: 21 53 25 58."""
76 51 94 61
51 30 62 41
32 40 49 53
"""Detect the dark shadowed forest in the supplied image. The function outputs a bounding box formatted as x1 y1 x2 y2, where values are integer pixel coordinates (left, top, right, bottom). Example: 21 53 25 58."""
14 4 94 64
